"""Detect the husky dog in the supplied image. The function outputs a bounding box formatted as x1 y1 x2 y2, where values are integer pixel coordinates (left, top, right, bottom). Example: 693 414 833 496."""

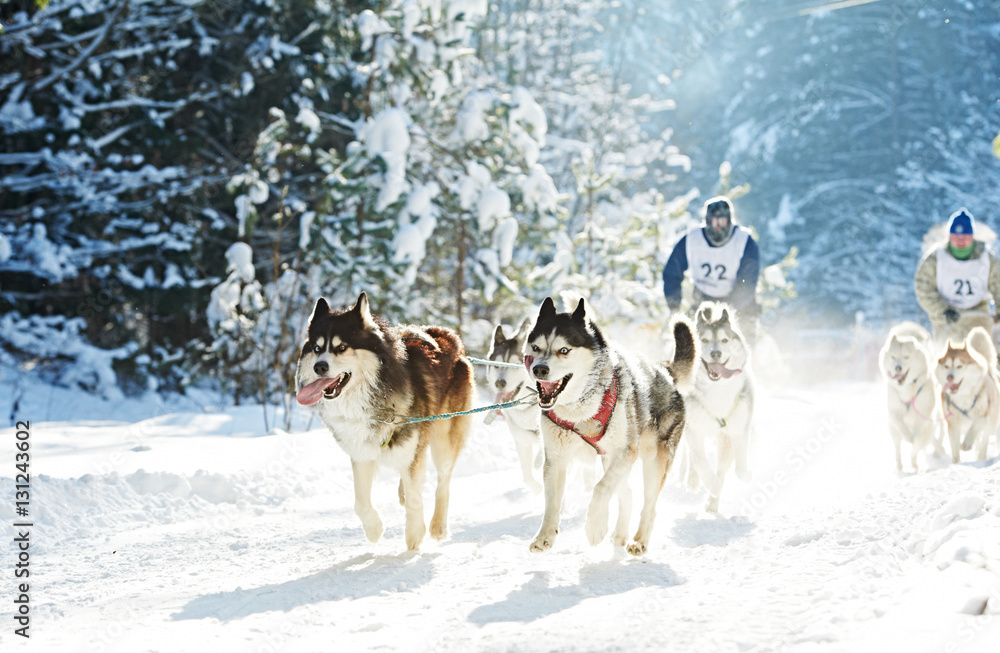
682 302 754 513
486 319 543 492
935 326 1000 463
525 297 696 556
878 321 945 471
295 292 474 551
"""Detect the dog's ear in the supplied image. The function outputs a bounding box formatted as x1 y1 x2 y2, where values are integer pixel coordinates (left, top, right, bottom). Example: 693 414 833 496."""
493 324 507 347
351 291 377 330
539 297 557 320
720 307 731 326
308 297 331 325
696 303 710 326
571 298 587 322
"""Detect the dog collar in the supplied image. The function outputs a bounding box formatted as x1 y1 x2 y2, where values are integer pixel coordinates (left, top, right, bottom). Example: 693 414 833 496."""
544 373 618 455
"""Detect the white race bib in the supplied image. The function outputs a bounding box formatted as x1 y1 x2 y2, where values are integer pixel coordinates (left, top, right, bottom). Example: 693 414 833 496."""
685 226 750 298
936 247 990 309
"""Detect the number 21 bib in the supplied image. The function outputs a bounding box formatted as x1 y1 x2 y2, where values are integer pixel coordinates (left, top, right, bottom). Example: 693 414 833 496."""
936 247 990 310
685 226 750 298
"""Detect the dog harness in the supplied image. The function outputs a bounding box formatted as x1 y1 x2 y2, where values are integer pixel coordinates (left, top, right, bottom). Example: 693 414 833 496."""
543 373 619 455
944 384 984 421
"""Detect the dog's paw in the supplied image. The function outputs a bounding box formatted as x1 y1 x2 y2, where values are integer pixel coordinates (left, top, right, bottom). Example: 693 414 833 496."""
429 518 447 541
585 508 609 547
612 528 629 548
526 478 543 494
361 514 384 543
705 495 720 513
627 540 648 557
530 533 555 553
405 522 426 551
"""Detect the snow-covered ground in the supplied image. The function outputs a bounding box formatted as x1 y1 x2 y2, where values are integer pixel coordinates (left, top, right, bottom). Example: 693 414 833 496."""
1 369 999 652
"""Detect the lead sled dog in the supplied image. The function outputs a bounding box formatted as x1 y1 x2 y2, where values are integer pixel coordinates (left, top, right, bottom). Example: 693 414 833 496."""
935 325 1000 463
878 321 945 471
295 292 474 551
524 297 696 556
681 302 754 513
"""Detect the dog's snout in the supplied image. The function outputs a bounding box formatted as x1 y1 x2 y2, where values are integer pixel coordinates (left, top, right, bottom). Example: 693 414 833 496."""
495 379 507 390
314 360 329 376
946 372 954 382
894 364 902 373
533 364 549 379
710 349 722 361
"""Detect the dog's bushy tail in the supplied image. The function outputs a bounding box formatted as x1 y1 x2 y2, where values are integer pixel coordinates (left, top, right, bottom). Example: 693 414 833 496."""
966 326 997 372
668 314 698 394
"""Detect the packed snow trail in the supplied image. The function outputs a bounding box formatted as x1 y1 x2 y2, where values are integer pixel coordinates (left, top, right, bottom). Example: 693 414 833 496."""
1 379 998 652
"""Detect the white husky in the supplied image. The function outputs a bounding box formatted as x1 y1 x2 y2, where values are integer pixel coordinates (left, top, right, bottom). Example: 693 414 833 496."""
682 302 754 513
878 321 945 471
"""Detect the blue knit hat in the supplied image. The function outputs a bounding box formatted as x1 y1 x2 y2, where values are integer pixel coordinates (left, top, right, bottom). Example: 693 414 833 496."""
948 209 974 235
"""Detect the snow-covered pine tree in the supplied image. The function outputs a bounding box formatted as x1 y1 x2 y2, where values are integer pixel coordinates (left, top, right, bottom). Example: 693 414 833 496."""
0 0 274 392
479 0 695 333
644 0 1000 325
209 1 564 417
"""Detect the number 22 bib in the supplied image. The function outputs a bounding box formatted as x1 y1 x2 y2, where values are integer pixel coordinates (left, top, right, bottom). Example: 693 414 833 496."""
685 226 750 298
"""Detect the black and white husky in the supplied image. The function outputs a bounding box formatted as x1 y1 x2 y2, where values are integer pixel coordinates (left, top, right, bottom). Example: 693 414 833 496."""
486 319 543 492
524 297 697 556
295 292 474 551
681 302 754 513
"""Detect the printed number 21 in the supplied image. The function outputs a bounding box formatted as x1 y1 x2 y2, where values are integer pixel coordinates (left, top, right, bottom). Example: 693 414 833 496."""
954 279 973 296
701 263 727 280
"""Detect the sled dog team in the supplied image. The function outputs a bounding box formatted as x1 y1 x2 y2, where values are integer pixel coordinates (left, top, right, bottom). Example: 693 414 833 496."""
296 293 755 553
879 322 999 472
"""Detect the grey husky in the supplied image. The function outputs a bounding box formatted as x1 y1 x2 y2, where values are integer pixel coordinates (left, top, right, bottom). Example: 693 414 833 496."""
295 292 474 551
682 302 754 513
524 297 697 556
486 319 544 492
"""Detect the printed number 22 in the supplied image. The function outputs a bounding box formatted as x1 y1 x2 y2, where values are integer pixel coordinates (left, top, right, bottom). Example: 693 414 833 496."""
701 263 727 280
954 279 973 296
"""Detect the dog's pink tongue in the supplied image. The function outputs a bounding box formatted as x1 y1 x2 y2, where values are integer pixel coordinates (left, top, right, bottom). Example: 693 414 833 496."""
296 377 339 406
538 380 560 394
707 363 741 379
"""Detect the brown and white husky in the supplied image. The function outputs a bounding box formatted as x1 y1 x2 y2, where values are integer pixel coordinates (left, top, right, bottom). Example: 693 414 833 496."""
935 326 1000 463
295 292 474 551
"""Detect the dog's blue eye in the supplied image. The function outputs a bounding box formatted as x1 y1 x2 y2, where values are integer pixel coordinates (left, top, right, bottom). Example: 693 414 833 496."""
532 345 540 353
559 348 569 355
313 345 322 354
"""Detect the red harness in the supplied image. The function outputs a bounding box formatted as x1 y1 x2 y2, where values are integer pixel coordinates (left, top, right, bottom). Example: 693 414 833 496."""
543 373 619 455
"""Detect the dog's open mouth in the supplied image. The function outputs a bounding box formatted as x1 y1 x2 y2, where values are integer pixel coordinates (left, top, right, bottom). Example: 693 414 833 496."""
536 375 571 409
891 370 908 385
296 373 351 406
945 379 962 394
703 359 740 382
495 383 524 405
